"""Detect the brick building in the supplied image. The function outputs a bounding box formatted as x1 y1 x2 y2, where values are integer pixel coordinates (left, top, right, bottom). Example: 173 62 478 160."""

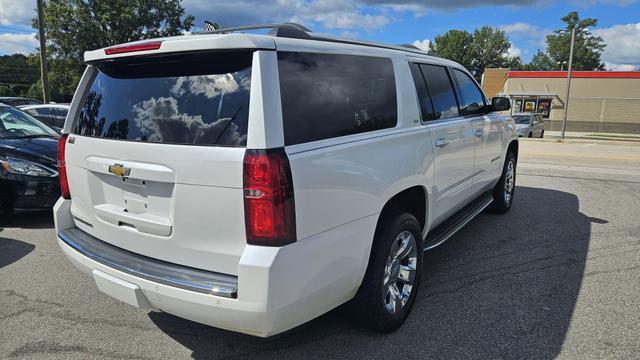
481 69 640 133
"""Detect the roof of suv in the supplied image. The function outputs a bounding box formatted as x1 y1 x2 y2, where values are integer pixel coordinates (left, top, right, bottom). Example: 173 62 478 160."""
83 23 458 68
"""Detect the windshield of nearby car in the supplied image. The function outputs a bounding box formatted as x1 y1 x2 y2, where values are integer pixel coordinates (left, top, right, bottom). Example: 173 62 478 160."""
0 107 59 139
513 115 532 124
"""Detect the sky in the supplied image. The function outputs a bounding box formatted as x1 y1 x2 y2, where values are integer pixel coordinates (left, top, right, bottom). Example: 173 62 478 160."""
1 0 639 70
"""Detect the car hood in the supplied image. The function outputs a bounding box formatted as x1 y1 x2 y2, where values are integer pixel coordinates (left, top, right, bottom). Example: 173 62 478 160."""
0 137 58 166
515 124 531 130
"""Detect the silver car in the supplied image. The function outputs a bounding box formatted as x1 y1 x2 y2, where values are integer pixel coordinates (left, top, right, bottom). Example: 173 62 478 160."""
514 113 545 138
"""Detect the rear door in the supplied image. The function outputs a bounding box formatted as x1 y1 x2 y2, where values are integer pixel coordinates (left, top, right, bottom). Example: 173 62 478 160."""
64 51 255 275
411 62 474 225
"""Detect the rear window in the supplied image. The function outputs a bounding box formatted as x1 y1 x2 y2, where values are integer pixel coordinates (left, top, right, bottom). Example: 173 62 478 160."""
278 52 397 145
74 51 253 146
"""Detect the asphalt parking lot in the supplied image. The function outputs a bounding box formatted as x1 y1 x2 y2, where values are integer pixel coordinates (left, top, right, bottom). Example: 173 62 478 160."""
1 139 639 359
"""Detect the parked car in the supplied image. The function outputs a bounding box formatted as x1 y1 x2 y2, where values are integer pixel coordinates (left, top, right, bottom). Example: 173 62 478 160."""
0 104 60 213
0 97 42 107
53 24 518 337
514 112 545 138
18 104 70 132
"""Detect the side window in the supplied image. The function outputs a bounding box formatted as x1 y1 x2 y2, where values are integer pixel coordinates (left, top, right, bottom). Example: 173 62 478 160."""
35 108 51 116
278 52 398 145
24 108 39 116
452 69 486 116
419 64 460 119
54 108 68 128
409 63 436 121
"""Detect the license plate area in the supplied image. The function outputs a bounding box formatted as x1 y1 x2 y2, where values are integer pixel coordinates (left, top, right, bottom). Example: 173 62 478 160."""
92 269 151 308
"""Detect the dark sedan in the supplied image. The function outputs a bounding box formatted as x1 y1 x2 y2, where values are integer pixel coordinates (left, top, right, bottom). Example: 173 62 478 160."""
0 105 60 213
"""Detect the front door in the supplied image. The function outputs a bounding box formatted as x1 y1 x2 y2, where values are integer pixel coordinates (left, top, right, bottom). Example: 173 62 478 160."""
450 68 503 195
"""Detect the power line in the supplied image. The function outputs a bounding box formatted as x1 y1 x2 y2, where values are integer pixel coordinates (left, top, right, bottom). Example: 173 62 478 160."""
0 82 34 87
0 65 40 70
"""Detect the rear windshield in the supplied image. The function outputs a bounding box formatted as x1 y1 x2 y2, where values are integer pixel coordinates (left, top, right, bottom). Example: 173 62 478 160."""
74 51 253 146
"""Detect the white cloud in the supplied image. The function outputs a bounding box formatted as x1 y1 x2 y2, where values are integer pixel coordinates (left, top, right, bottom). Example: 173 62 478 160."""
507 45 521 58
184 0 389 32
500 22 548 38
132 96 245 145
0 33 38 55
411 39 431 51
171 73 248 98
604 62 638 71
0 0 33 26
593 23 640 70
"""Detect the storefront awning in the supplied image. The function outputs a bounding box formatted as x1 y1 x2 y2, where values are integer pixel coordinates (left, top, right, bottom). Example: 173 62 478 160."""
498 92 559 98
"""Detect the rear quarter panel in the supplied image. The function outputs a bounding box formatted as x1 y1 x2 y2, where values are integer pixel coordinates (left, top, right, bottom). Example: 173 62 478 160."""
277 52 435 241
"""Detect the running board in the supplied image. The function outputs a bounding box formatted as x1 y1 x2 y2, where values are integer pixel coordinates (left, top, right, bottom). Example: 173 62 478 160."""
423 191 493 251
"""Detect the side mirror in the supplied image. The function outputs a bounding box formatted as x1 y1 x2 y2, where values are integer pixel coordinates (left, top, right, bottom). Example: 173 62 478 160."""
491 97 511 112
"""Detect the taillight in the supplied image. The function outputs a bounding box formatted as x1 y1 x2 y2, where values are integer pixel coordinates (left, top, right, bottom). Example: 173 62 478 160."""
104 41 162 55
57 134 70 199
243 148 296 246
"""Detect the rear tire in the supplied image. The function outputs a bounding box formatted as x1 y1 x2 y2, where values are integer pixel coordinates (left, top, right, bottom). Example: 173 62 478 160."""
490 151 516 214
540 130 544 138
354 212 423 333
528 132 533 138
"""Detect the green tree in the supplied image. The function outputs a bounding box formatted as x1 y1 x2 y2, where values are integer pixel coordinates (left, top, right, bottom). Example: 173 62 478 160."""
25 56 85 102
35 0 195 63
515 50 557 71
0 54 40 96
468 26 516 79
29 0 194 102
431 27 520 81
431 30 474 71
546 11 605 70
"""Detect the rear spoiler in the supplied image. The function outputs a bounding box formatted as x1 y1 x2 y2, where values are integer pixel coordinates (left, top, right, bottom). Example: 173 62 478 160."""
83 33 276 63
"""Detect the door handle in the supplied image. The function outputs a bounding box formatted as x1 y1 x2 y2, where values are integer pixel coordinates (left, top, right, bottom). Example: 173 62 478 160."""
434 138 449 148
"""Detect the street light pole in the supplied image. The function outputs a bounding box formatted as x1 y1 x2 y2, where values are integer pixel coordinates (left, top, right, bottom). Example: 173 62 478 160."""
561 27 576 140
36 0 50 104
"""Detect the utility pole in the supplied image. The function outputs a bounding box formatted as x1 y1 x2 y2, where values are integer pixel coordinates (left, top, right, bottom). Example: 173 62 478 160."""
561 27 576 140
37 0 50 104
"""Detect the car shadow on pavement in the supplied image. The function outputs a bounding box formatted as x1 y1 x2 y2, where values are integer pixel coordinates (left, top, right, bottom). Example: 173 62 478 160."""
0 237 35 269
149 186 598 359
0 210 54 230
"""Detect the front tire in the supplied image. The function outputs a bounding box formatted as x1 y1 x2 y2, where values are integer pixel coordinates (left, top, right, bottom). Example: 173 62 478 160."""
354 212 423 333
540 130 544 138
490 151 516 213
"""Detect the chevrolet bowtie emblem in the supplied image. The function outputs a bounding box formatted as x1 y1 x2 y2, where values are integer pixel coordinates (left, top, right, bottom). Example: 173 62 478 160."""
108 163 131 177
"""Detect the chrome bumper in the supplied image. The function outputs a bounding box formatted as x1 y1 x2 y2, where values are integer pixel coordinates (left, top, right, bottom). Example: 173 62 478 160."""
58 228 238 298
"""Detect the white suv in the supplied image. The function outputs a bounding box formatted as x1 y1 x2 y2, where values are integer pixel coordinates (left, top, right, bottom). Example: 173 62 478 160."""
54 23 518 337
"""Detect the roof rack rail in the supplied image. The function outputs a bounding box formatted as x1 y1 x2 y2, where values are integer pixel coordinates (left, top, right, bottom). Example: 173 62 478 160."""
398 44 421 50
196 22 435 57
197 22 312 39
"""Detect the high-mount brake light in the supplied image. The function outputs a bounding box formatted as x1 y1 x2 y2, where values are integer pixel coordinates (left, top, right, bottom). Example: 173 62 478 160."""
57 134 70 199
104 41 163 55
243 149 296 246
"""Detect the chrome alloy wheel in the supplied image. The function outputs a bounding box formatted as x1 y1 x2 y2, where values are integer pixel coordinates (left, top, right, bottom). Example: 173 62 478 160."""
504 159 515 204
383 230 418 315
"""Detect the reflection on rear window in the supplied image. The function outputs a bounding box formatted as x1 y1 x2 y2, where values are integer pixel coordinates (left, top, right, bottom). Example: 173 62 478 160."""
75 51 253 146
